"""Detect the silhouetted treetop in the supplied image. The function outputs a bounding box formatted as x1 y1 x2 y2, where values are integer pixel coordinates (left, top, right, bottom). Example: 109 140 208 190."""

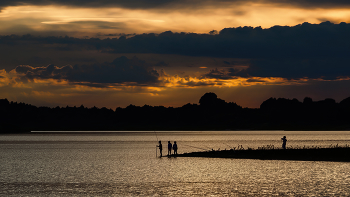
1 93 350 132
260 97 302 111
0 98 9 106
340 97 350 109
303 97 313 105
199 92 226 108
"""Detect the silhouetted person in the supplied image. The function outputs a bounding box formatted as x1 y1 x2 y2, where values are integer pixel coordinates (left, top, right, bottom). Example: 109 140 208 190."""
168 141 172 156
157 141 162 157
281 136 287 149
173 141 178 155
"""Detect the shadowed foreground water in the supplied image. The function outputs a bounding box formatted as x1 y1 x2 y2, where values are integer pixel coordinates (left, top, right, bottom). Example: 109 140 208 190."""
1 131 350 196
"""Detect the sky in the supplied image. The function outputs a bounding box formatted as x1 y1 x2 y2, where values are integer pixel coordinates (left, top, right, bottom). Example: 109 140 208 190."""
1 0 350 109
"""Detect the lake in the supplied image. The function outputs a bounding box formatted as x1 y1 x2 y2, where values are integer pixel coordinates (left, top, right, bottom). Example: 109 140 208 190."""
1 131 350 196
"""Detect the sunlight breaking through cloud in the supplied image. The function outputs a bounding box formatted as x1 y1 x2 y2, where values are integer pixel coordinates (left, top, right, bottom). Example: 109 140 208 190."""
1 1 350 109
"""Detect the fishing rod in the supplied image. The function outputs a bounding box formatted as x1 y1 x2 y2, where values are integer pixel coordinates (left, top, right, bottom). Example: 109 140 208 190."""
223 142 234 150
203 145 215 150
182 144 210 151
154 130 159 141
154 130 158 158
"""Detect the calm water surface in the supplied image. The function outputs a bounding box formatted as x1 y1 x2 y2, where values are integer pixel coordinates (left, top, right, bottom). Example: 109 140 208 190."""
1 131 350 196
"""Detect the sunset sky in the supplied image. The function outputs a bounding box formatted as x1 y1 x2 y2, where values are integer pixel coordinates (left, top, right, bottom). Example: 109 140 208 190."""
1 0 350 109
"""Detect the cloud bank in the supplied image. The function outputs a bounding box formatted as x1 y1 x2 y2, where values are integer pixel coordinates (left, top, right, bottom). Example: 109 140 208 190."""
3 22 350 80
1 0 350 10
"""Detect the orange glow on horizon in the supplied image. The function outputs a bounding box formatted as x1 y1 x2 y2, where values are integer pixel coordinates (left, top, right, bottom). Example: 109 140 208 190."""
5 67 350 93
1 73 350 108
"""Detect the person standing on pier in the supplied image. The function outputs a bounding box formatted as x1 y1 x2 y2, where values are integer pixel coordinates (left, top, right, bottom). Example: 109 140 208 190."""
281 136 287 149
173 141 178 155
157 141 163 157
168 141 172 156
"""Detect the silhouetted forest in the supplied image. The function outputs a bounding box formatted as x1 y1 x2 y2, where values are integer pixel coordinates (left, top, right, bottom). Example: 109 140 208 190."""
1 92 350 133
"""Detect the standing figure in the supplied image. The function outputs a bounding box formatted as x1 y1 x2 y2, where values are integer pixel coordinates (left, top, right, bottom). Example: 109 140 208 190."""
157 141 163 157
167 141 172 156
173 141 178 155
281 136 287 149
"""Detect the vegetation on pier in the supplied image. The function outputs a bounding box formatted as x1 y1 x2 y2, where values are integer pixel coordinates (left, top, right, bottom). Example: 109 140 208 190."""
176 145 350 162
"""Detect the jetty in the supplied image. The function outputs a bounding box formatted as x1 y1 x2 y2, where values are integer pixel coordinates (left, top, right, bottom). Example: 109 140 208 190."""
170 146 350 162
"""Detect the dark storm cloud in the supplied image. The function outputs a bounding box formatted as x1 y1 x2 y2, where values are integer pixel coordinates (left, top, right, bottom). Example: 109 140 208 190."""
205 68 235 80
0 0 350 10
3 21 349 58
267 0 350 8
235 58 350 80
154 61 169 67
1 0 350 10
0 0 167 9
0 0 225 10
15 56 160 85
110 22 350 61
3 21 350 80
205 58 350 80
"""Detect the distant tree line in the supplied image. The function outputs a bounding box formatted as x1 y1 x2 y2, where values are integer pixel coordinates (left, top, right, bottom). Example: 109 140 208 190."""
1 92 350 133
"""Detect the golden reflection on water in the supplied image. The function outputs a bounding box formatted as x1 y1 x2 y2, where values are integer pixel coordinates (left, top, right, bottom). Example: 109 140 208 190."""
1 131 350 196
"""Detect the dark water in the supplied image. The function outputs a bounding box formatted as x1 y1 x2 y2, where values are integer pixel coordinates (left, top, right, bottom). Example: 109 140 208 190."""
1 131 350 196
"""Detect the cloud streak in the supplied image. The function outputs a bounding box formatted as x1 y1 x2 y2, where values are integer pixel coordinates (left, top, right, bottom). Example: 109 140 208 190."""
14 56 161 86
1 0 350 10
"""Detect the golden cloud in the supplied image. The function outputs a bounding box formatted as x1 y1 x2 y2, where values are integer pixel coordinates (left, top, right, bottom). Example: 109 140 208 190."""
1 5 350 36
